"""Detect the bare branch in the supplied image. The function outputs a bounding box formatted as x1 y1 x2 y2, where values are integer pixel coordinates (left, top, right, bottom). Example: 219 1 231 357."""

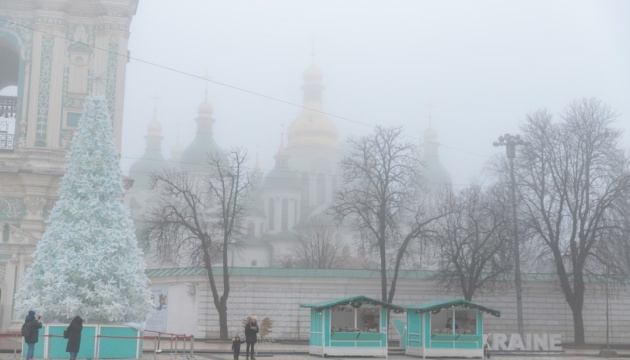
139 147 253 340
515 98 630 344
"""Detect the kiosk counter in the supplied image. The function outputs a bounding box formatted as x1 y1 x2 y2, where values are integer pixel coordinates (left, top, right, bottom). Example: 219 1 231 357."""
404 299 500 359
300 295 404 358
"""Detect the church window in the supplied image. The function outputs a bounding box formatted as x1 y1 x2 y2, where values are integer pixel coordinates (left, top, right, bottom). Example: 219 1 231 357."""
301 173 310 206
247 221 255 236
281 199 289 231
317 174 326 205
268 199 275 230
2 224 9 242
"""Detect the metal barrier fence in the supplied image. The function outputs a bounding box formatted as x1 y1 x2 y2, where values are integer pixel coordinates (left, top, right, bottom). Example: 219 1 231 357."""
144 330 195 360
0 329 195 360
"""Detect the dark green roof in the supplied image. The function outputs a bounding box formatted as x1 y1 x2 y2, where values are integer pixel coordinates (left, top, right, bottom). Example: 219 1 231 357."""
146 267 208 277
179 133 223 172
146 267 406 278
128 149 168 188
405 299 500 317
262 167 301 189
422 154 452 189
300 295 405 313
144 267 574 282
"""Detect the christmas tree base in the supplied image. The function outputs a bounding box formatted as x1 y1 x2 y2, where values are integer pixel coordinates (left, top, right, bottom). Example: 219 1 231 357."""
23 324 143 359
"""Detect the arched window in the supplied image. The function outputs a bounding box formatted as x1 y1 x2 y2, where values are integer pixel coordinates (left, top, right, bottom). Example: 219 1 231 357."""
281 199 289 231
301 173 310 206
247 221 255 236
268 199 275 230
317 174 326 205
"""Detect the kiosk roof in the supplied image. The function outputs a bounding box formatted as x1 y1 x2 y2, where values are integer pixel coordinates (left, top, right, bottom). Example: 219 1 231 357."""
300 295 405 313
404 299 500 317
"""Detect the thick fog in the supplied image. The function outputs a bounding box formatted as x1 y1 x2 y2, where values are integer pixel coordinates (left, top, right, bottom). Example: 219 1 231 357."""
121 0 630 187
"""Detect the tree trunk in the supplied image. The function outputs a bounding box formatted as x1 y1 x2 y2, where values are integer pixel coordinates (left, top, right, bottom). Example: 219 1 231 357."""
218 301 229 340
380 252 387 302
571 303 585 345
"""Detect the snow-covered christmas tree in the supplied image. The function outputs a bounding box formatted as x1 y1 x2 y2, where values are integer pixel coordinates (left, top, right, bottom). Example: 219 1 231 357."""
15 96 153 323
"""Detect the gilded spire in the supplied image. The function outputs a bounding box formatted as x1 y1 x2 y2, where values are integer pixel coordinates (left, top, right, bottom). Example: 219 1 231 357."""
146 95 162 150
196 72 215 134
287 59 338 148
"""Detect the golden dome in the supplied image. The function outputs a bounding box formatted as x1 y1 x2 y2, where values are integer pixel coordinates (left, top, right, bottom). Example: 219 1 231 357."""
424 126 438 142
303 64 322 84
147 120 161 135
287 109 338 148
287 63 338 148
197 99 213 117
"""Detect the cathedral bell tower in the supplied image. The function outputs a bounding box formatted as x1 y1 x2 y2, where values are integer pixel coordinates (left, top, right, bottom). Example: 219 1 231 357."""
0 0 138 332
0 0 138 152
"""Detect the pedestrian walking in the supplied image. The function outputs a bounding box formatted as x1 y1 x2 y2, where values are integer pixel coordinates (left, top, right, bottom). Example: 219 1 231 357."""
244 315 259 360
22 310 42 360
65 316 83 360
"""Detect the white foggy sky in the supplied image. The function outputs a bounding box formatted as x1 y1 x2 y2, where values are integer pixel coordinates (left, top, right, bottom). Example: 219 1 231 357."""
120 0 630 187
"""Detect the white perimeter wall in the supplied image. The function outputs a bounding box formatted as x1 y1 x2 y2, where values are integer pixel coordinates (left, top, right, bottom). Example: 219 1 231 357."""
148 270 630 345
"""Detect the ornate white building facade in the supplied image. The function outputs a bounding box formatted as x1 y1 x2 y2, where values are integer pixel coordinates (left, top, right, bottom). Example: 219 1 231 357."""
0 0 138 331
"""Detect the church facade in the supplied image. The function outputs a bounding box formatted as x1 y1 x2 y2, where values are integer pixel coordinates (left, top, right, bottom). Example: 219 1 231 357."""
0 0 138 331
126 62 452 270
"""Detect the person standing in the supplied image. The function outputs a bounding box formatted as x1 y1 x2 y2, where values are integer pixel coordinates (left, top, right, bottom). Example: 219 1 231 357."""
65 316 83 360
231 334 245 360
244 316 259 360
23 310 42 360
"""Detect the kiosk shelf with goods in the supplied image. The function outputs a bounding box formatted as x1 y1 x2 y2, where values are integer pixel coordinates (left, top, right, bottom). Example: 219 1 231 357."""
300 295 404 358
404 299 500 359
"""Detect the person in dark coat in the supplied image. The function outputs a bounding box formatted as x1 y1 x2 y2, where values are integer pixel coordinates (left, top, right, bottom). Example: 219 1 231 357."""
231 334 246 360
23 310 43 360
244 316 259 360
65 316 83 360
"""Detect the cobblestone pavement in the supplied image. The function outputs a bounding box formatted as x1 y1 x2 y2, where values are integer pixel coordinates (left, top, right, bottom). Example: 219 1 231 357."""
0 335 625 360
0 350 623 360
146 353 622 360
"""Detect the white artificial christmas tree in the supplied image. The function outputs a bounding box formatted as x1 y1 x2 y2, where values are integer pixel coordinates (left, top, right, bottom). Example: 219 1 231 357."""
15 96 153 323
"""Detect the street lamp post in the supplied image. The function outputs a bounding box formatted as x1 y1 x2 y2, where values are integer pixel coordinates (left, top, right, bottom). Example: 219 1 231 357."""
494 133 526 338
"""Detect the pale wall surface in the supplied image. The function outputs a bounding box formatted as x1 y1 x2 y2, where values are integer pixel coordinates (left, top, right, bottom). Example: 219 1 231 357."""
148 269 630 345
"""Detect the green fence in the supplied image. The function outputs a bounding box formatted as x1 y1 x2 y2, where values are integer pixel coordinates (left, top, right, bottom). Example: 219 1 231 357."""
23 324 141 359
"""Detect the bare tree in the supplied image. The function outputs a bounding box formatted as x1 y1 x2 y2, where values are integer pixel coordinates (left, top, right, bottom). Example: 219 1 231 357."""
431 182 512 300
595 195 630 276
279 215 346 268
141 148 253 340
516 98 630 344
332 126 445 303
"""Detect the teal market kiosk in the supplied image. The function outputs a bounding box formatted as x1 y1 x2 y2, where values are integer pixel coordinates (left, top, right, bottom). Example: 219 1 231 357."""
300 295 405 358
404 299 500 359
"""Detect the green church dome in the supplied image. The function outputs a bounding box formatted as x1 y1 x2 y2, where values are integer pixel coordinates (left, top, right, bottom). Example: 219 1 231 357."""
128 149 168 188
179 133 223 172
262 167 301 190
